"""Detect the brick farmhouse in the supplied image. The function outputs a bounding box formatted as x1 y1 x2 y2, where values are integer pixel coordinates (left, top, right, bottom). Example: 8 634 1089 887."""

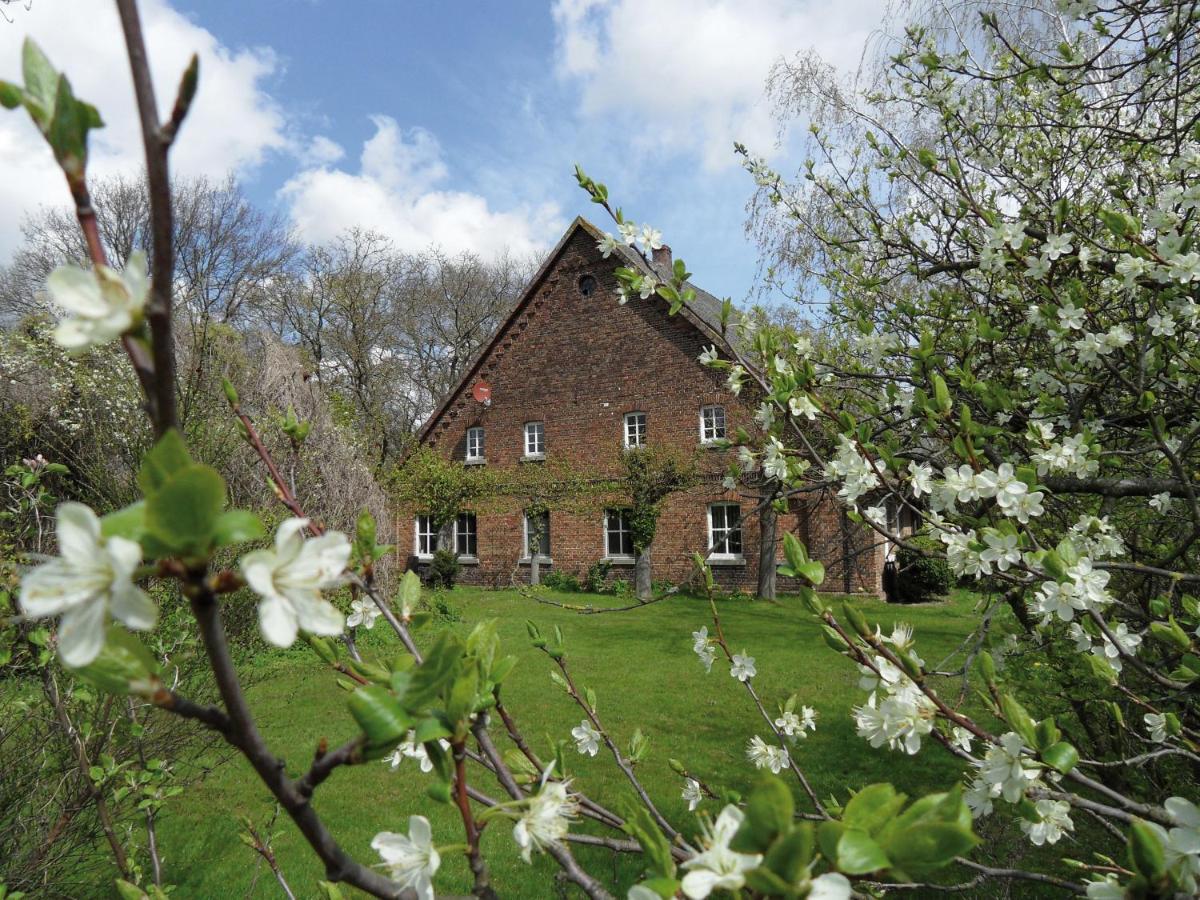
408 217 885 595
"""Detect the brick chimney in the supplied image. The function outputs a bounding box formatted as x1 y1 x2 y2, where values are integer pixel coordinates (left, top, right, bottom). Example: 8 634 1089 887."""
652 244 672 270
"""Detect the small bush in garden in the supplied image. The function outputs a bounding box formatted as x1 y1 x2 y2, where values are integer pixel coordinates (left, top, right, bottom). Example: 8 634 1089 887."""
425 547 460 589
583 560 612 593
542 570 581 592
419 588 463 624
895 536 952 603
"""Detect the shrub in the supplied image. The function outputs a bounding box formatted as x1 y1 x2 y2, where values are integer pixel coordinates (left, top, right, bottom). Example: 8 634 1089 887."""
542 570 581 592
584 560 612 593
419 588 463 623
894 536 952 603
425 548 460 590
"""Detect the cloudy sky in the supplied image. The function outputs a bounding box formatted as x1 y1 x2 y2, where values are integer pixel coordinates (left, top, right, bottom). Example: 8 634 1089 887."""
0 0 886 302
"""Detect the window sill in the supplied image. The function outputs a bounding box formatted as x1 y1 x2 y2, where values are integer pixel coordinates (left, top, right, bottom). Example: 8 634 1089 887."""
464 458 487 466
698 440 728 450
457 555 480 565
708 555 746 567
520 453 546 462
602 556 636 566
518 557 553 565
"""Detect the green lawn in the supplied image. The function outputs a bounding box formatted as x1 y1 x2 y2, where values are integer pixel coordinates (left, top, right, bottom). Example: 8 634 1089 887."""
155 588 988 898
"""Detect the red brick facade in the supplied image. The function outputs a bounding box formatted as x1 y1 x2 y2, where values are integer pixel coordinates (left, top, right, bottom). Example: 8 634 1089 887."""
408 218 884 596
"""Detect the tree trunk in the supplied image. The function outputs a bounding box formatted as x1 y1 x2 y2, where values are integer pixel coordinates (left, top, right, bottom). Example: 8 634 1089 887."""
529 555 540 586
635 546 652 601
757 501 777 601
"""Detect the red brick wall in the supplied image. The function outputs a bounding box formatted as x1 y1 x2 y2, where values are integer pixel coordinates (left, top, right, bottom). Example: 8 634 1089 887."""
409 226 883 596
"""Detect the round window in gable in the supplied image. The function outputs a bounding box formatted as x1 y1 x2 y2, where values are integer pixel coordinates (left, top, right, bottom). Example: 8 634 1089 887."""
577 274 597 297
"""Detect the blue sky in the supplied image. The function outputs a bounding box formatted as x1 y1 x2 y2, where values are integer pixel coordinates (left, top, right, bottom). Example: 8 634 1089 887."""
1 0 888 304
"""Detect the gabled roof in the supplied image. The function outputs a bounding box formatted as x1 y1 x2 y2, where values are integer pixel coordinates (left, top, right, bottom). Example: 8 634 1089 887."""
416 215 737 445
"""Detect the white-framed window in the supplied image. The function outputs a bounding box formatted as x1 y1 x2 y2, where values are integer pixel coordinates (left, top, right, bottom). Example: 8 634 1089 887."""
455 512 477 557
700 405 726 444
524 421 545 457
708 503 742 558
414 514 437 558
624 412 646 448
523 509 551 559
466 427 485 461
604 508 634 558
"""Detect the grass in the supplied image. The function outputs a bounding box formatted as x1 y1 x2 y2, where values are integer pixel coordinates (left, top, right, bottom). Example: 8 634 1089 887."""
154 587 987 898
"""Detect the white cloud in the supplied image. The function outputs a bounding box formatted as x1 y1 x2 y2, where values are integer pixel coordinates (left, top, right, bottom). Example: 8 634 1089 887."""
280 115 562 258
552 0 885 168
0 0 287 257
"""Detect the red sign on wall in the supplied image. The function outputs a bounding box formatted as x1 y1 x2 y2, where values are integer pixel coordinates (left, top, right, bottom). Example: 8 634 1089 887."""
472 381 492 403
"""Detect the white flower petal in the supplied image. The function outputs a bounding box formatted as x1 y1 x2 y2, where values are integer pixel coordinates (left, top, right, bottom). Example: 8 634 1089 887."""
55 502 102 565
258 595 299 647
110 582 157 631
58 598 108 667
46 266 108 316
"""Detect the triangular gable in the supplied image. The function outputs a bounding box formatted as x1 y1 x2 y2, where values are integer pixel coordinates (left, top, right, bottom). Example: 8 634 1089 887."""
416 215 737 445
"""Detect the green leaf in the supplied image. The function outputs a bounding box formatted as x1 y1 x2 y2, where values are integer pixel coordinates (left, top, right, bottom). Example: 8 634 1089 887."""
145 465 226 555
837 828 891 875
47 74 99 176
347 685 411 753
999 695 1038 747
842 783 907 836
1040 741 1079 774
883 823 979 877
66 626 161 696
1129 819 1166 879
101 501 147 542
622 805 676 879
797 559 825 586
138 430 194 495
21 39 58 125
739 775 795 850
212 509 265 547
412 717 453 745
762 822 814 884
817 820 844 863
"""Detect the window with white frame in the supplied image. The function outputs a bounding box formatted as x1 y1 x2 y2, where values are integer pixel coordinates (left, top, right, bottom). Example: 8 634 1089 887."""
623 412 646 448
604 508 634 558
455 512 477 557
523 509 551 559
700 405 726 444
414 514 437 558
466 427 485 461
708 503 742 557
524 421 545 457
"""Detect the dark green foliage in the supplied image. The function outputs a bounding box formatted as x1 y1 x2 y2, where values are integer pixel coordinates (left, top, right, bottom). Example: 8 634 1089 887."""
426 548 460 590
584 560 612 593
419 590 463 624
542 570 582 592
895 536 951 603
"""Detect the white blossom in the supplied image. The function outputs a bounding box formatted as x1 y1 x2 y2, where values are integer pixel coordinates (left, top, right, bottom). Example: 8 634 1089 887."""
513 767 579 864
975 732 1038 803
747 735 789 773
571 719 601 757
1145 712 1167 743
682 777 704 811
692 627 717 673
19 502 156 667
241 518 350 647
680 806 762 899
1150 491 1173 513
774 706 817 741
730 651 756 682
789 393 819 420
46 252 149 352
1020 799 1074 846
347 596 380 629
907 461 933 497
371 816 440 900
597 233 620 258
